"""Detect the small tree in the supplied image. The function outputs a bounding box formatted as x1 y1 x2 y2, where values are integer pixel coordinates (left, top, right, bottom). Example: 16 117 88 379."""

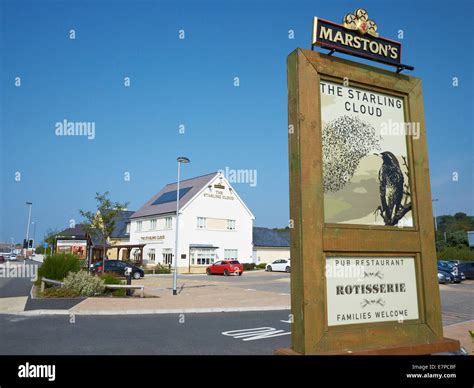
79 192 129 270
44 229 60 255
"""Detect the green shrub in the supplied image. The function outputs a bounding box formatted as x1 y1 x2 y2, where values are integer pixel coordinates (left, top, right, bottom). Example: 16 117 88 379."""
437 247 474 262
100 273 126 296
256 263 267 269
63 271 105 297
144 264 171 274
243 263 256 271
112 288 127 297
37 253 82 282
41 287 80 298
100 273 123 285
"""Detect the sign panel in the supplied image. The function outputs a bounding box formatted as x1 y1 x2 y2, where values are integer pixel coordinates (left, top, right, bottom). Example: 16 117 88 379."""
320 80 413 227
56 239 87 259
326 256 419 326
310 8 414 71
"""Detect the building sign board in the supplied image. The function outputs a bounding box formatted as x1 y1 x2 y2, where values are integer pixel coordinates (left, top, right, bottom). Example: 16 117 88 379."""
326 256 419 326
312 9 409 70
284 7 460 355
140 235 165 242
56 239 87 259
320 80 413 227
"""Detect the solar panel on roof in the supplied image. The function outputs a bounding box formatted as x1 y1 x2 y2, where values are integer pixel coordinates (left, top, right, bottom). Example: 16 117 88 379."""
151 187 193 206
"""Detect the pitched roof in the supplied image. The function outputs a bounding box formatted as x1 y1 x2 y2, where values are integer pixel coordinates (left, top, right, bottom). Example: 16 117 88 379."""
57 224 87 239
253 227 290 247
130 172 219 219
57 210 135 245
56 224 102 246
109 210 134 238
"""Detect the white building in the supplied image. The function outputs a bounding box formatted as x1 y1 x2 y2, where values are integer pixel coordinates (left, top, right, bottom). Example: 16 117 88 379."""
129 172 255 273
252 227 290 264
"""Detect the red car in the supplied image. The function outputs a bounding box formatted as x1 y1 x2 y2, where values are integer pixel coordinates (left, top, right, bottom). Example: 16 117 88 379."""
206 260 243 276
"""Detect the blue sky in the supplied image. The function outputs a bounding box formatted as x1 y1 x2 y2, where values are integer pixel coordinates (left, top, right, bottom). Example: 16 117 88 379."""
1 0 473 244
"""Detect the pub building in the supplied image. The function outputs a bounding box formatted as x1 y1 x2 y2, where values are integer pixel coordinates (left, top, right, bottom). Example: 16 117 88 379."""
128 171 255 273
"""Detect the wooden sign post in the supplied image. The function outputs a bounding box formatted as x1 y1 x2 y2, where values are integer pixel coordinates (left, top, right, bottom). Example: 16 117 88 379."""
284 47 461 355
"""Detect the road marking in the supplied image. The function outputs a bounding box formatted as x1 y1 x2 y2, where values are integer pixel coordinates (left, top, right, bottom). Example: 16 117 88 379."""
245 288 256 291
279 293 290 296
222 327 291 341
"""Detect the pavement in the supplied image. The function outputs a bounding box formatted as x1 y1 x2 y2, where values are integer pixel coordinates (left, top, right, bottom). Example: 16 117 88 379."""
68 271 290 314
443 320 474 355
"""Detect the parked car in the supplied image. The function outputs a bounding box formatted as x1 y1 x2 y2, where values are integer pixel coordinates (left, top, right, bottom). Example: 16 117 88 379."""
457 261 474 280
206 260 243 276
447 260 462 266
438 270 454 284
266 259 291 273
94 260 144 279
437 261 463 283
6 253 17 261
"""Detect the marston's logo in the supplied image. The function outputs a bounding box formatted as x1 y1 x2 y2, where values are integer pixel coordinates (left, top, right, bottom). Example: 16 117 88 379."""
343 8 378 37
311 9 413 71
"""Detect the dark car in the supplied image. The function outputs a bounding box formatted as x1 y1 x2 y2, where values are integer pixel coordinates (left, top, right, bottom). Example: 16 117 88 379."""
437 261 463 283
94 260 144 279
438 270 454 284
447 260 462 266
457 261 474 280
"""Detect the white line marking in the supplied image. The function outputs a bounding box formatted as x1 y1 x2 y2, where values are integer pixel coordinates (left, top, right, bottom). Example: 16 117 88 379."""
222 327 291 341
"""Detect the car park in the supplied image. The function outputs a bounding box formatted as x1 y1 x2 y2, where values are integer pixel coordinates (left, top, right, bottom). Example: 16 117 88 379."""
266 259 291 273
447 260 462 266
457 261 474 279
94 260 144 279
438 270 454 284
437 260 464 283
206 260 243 276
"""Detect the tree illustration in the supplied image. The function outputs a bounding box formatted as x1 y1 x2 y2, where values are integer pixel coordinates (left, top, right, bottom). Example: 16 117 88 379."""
322 115 382 193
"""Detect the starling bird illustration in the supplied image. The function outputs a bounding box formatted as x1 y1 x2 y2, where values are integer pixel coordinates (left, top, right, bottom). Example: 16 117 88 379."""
375 151 404 225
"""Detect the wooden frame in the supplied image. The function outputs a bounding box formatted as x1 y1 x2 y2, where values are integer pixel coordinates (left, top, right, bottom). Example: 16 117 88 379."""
287 49 459 354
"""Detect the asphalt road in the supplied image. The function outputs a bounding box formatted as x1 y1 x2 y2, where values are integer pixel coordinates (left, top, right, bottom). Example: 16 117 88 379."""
0 310 292 355
0 259 38 298
439 280 474 326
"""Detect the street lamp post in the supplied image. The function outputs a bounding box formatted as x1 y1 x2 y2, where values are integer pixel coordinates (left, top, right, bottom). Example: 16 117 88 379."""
173 156 190 296
25 202 33 257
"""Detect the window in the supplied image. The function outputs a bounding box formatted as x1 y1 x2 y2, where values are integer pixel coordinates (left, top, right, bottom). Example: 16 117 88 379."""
197 217 206 229
148 248 156 262
227 219 236 230
136 221 142 232
165 217 172 229
190 248 216 265
150 219 157 230
224 249 238 261
163 248 173 265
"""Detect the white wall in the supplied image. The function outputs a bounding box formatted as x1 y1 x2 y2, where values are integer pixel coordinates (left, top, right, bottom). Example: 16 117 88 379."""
181 174 254 265
253 247 290 264
129 173 254 270
129 214 177 266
